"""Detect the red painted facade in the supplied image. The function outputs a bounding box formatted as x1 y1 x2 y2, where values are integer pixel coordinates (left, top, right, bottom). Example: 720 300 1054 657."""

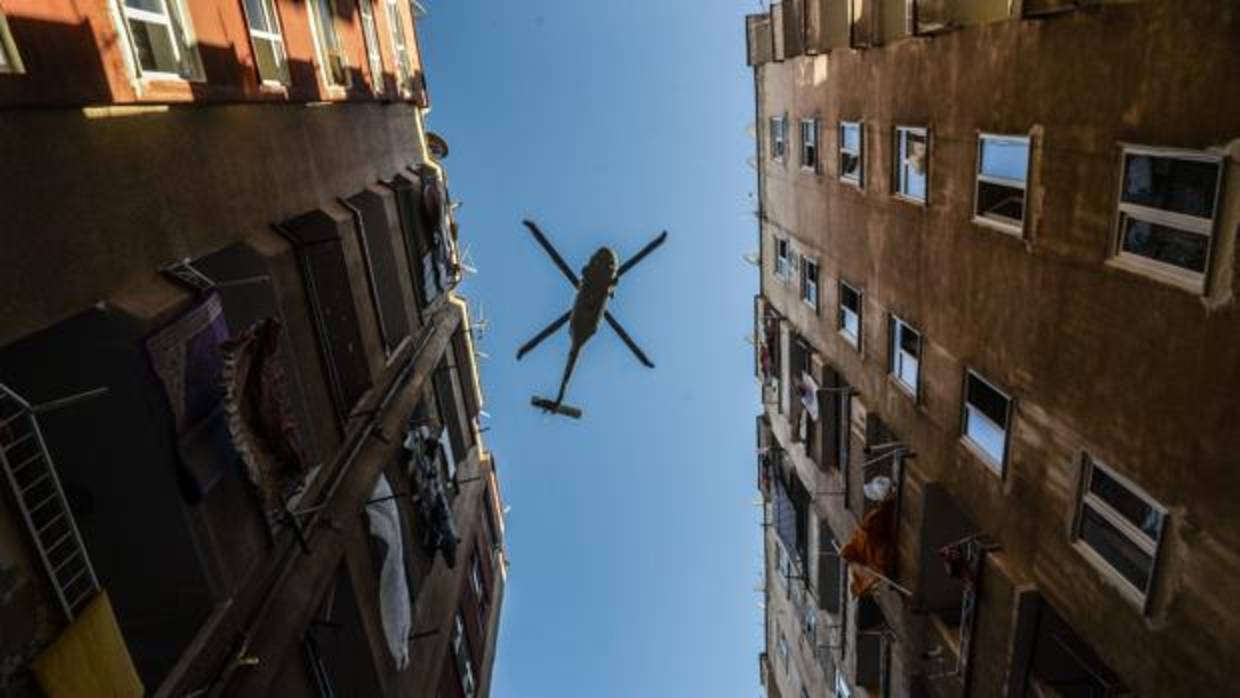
0 0 427 107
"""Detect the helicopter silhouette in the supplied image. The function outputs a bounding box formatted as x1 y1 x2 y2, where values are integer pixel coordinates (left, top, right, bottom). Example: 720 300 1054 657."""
516 220 667 419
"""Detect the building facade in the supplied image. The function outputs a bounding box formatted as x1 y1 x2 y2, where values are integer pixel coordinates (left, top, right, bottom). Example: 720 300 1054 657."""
747 2 1239 697
0 1 507 697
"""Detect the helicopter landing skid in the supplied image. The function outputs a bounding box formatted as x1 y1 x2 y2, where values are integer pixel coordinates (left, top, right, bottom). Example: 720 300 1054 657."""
530 396 583 419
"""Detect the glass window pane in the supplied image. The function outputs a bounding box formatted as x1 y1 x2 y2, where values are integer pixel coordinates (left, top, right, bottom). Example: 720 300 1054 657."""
977 180 1024 224
980 137 1029 182
900 131 928 200
128 18 178 73
1122 154 1219 219
899 324 919 357
1088 463 1163 542
1120 217 1209 273
126 0 167 13
245 0 273 32
841 153 861 180
1080 506 1154 593
964 405 1006 464
966 374 1009 426
253 35 287 82
841 285 858 311
842 309 858 339
841 123 860 152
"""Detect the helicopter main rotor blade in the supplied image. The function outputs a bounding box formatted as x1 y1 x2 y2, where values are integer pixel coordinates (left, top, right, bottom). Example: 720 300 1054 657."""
516 310 571 360
522 220 580 288
616 231 668 279
604 311 654 368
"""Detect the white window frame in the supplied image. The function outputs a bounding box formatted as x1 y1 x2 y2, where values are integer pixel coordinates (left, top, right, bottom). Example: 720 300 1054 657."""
241 0 289 85
453 611 476 697
1072 454 1166 610
888 315 920 398
774 237 791 281
385 0 412 94
117 0 203 81
800 118 819 172
358 0 386 93
777 629 790 672
973 133 1031 235
469 556 484 598
894 126 929 203
770 115 788 162
308 0 351 88
838 280 862 349
839 121 864 187
0 10 25 74
1110 144 1224 293
801 257 819 310
961 369 1012 475
836 673 853 698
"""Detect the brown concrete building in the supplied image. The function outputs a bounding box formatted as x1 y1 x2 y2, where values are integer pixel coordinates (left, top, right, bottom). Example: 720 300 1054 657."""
747 2 1240 697
0 1 507 696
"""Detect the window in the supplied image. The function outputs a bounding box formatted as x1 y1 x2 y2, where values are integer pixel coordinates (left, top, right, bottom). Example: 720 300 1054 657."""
119 0 203 79
0 10 24 74
1074 455 1165 605
801 257 819 310
469 555 484 599
358 0 385 93
775 237 791 280
839 121 863 185
888 316 921 397
770 115 787 161
838 281 862 348
1113 145 1224 290
384 0 413 93
895 126 928 202
803 605 817 644
308 0 350 87
801 119 819 171
242 0 289 83
962 370 1011 472
974 134 1031 232
452 611 477 697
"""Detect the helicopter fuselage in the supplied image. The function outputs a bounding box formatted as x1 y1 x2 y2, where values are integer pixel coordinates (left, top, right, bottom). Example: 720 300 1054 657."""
568 247 618 347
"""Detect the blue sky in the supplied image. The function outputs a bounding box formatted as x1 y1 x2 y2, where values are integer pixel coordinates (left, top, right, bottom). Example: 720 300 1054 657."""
418 3 763 695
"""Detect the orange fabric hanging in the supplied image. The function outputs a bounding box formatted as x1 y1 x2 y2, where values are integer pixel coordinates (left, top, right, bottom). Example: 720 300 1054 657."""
840 497 898 597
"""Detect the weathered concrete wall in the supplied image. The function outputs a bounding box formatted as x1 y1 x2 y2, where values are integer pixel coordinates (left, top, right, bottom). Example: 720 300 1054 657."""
755 0 1240 695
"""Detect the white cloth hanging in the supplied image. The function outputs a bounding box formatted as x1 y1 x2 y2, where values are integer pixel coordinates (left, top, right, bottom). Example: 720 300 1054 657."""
800 372 820 422
366 474 412 671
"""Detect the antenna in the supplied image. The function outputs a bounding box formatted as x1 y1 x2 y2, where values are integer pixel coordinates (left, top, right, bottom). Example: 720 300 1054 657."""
458 243 479 275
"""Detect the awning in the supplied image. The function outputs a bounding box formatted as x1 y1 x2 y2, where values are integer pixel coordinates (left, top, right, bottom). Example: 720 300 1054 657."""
32 591 143 698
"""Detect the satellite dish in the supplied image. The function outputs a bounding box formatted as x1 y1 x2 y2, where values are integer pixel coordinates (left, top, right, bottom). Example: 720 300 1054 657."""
745 155 758 170
743 251 760 266
744 122 756 138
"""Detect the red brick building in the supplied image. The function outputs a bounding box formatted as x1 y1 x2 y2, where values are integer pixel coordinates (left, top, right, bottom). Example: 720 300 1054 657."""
0 2 507 696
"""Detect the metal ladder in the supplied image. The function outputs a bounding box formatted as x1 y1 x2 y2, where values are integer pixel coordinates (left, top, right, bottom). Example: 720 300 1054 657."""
0 383 103 620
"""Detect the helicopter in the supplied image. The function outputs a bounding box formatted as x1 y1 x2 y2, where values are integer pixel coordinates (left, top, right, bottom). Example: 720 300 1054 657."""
516 220 668 419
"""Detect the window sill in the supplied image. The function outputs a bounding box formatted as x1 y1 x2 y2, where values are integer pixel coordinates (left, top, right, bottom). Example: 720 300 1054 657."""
959 435 1005 478
1070 540 1151 613
971 215 1024 239
888 374 918 402
839 176 863 190
838 329 860 352
893 193 927 208
258 81 290 96
1105 255 1205 295
801 165 821 175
